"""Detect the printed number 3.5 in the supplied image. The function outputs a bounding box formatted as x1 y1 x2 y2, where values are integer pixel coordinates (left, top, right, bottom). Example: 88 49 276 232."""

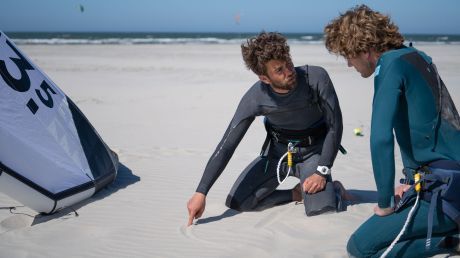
0 37 57 113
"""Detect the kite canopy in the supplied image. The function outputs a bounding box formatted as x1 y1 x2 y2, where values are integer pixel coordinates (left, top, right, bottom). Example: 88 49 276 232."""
0 31 118 214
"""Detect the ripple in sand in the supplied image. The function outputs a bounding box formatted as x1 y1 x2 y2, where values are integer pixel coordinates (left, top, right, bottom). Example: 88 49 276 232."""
179 225 215 244
0 215 33 233
75 98 104 105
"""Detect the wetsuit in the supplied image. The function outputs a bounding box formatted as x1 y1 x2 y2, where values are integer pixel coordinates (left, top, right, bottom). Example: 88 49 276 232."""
348 46 460 257
196 65 343 215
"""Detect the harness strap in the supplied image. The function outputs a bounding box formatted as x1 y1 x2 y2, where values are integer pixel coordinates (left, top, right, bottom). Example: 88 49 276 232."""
267 122 327 146
260 119 327 156
426 189 440 249
260 131 271 157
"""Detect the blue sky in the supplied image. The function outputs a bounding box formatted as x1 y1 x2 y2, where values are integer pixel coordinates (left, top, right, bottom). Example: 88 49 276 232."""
1 0 459 34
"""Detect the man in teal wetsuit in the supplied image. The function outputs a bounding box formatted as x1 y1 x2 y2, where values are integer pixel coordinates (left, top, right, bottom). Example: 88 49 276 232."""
325 5 460 257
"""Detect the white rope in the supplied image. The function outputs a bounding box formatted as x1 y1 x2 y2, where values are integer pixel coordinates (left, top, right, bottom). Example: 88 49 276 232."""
380 193 420 258
276 152 291 185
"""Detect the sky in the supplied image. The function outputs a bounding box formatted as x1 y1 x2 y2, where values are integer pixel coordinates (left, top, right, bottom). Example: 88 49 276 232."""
1 0 459 34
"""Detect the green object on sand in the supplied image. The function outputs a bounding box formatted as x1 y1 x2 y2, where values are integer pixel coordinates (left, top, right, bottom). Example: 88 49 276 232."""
353 127 363 136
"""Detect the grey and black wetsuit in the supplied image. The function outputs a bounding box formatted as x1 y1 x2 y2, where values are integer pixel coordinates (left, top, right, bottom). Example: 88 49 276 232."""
196 65 343 215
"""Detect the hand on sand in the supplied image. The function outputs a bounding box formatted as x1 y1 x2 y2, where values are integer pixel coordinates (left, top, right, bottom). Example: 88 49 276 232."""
374 205 394 216
302 173 326 194
187 192 206 226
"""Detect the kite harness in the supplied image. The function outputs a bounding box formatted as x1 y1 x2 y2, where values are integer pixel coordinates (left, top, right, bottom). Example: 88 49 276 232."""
381 162 460 257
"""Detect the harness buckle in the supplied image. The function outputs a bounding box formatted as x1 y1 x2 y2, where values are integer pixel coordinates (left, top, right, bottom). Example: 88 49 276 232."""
288 142 298 153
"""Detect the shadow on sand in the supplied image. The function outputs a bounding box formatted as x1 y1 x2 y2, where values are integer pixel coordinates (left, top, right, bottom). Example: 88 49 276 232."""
195 209 242 225
31 162 140 226
346 189 378 204
195 189 378 225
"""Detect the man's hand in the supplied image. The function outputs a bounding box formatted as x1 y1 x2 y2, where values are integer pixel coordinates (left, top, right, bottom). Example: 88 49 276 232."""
302 173 326 194
394 184 411 204
187 192 206 226
374 205 394 216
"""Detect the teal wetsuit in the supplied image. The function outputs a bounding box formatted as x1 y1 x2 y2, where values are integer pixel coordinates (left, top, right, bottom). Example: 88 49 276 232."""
348 46 460 257
371 46 460 208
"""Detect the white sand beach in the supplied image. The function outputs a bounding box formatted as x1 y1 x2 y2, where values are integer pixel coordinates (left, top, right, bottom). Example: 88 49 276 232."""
0 43 459 258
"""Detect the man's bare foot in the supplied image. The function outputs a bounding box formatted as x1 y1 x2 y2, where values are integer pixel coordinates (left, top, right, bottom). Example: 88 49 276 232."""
333 181 356 202
292 183 303 202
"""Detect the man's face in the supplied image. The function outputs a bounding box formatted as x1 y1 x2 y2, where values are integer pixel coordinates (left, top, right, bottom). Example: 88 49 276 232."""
259 59 297 93
346 52 374 78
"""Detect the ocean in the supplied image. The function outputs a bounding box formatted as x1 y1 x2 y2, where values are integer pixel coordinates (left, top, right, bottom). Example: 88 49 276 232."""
4 32 460 45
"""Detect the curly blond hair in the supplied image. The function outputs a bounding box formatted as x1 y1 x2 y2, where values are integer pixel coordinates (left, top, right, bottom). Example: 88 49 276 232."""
241 32 291 75
324 5 404 58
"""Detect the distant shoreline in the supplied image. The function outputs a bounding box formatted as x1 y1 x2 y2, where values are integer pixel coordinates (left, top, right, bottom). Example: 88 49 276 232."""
4 31 460 45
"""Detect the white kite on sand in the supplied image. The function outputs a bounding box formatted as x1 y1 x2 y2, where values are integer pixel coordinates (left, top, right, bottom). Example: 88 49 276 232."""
0 31 118 214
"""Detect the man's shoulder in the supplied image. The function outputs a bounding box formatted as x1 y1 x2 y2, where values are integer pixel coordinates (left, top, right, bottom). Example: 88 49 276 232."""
378 48 415 78
296 65 329 78
380 47 420 68
247 80 264 92
241 80 266 100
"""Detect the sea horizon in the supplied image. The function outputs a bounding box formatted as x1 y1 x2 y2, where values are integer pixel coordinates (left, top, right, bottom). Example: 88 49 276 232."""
3 31 460 45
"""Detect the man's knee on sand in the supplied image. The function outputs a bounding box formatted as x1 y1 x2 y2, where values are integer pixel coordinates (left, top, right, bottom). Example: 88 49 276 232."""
347 229 394 258
303 181 337 216
225 193 254 211
347 234 370 258
226 188 337 215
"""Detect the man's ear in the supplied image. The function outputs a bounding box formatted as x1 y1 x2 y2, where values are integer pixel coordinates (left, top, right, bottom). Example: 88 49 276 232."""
258 75 271 84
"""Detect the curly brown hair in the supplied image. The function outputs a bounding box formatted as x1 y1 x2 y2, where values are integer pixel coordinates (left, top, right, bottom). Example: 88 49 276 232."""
241 32 291 75
324 5 404 58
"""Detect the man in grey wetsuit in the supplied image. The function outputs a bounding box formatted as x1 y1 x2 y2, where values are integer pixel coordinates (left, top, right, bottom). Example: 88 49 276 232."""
187 32 346 226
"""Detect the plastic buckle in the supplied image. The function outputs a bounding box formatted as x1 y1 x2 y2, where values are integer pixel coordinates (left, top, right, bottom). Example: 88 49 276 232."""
288 142 297 153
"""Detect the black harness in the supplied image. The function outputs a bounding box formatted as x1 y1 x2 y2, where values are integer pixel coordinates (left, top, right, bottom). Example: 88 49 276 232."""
260 120 327 156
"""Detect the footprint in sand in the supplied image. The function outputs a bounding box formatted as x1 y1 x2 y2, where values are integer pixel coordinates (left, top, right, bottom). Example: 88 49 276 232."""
0 215 33 234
